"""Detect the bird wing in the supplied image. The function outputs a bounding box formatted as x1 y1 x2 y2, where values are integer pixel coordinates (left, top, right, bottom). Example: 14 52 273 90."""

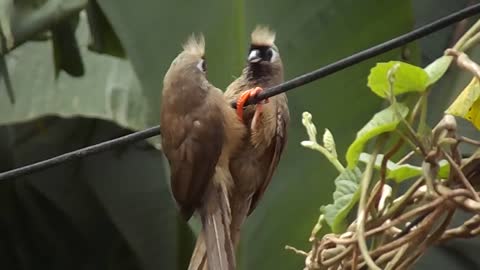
161 104 225 219
248 97 289 214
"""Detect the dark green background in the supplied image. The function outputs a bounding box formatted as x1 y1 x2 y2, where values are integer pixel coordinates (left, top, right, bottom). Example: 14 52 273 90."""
0 0 478 269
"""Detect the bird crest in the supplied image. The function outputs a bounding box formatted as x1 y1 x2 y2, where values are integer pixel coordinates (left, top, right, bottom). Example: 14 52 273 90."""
251 25 276 46
182 34 205 57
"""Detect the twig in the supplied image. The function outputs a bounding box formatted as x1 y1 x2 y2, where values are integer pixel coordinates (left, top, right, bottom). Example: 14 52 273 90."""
459 136 480 146
352 246 358 270
396 150 416 165
329 188 471 245
454 17 480 50
368 207 442 258
443 150 480 201
322 245 353 267
440 214 480 242
384 243 409 270
285 245 309 257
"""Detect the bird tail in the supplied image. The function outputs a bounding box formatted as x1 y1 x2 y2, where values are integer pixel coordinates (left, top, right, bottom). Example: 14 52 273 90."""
188 168 236 270
230 197 252 249
187 232 208 270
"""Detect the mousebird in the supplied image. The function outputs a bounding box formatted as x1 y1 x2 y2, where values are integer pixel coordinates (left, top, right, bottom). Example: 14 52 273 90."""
225 25 290 248
160 34 245 270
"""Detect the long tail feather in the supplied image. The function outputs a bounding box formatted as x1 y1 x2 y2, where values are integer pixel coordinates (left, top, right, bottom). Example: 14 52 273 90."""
188 169 236 270
187 233 208 270
230 197 252 249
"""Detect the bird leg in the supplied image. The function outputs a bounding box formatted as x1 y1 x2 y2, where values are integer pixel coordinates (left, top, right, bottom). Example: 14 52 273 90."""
236 87 269 130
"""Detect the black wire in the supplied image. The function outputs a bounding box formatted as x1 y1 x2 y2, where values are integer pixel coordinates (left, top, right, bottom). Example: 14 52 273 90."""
1 3 480 181
0 126 160 180
244 3 480 105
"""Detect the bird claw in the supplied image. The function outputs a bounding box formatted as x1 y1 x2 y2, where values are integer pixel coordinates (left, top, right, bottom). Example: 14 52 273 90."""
236 87 268 124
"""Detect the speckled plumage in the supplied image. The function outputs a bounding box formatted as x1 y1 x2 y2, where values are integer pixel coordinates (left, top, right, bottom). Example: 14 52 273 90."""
225 25 290 247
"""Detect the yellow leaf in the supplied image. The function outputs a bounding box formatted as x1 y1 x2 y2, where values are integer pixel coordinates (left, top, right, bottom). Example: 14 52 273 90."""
445 77 480 129
467 97 480 129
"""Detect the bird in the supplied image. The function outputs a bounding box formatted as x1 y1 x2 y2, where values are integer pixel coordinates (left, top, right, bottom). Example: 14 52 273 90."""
224 25 290 248
160 34 245 270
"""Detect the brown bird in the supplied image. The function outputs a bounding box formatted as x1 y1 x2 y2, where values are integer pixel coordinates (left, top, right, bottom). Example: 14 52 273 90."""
225 25 290 248
160 34 245 270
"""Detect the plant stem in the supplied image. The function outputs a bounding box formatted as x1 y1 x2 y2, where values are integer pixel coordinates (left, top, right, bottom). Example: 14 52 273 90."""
308 143 345 173
356 137 384 270
443 150 480 201
454 18 480 51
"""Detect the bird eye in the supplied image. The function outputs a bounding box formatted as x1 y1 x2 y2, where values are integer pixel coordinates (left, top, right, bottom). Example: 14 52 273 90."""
267 48 278 62
196 59 206 72
266 48 273 60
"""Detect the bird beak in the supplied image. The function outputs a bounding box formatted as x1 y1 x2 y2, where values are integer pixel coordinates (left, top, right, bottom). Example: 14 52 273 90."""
248 49 261 63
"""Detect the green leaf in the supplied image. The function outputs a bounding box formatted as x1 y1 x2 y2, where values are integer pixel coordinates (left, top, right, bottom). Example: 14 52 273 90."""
438 160 450 179
322 168 362 233
86 0 126 58
0 55 14 103
0 0 14 49
359 153 450 182
424 55 453 86
368 61 429 98
0 17 152 143
346 103 409 169
359 153 421 182
52 15 85 77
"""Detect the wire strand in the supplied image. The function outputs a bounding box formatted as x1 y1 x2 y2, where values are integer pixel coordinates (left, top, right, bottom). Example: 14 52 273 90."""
244 3 480 105
0 126 160 180
1 3 480 181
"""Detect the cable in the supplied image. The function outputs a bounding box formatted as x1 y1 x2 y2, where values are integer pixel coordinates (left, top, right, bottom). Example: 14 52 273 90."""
0 126 160 180
246 3 480 105
1 3 480 181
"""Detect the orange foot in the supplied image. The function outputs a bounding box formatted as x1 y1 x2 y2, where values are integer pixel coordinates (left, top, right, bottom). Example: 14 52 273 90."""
236 86 269 130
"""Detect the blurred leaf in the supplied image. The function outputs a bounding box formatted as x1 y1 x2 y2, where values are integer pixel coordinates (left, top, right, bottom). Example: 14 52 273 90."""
359 153 450 182
346 103 409 169
0 0 14 49
5 117 191 270
86 0 125 58
0 55 14 103
0 16 151 141
321 168 362 233
368 61 429 98
52 15 85 77
424 55 453 86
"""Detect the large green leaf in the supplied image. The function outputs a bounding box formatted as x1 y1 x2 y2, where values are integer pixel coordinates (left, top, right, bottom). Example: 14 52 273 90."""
368 61 429 98
0 16 150 141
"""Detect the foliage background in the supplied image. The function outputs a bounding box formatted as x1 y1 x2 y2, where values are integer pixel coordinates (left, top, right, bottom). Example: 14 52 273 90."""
0 0 479 269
